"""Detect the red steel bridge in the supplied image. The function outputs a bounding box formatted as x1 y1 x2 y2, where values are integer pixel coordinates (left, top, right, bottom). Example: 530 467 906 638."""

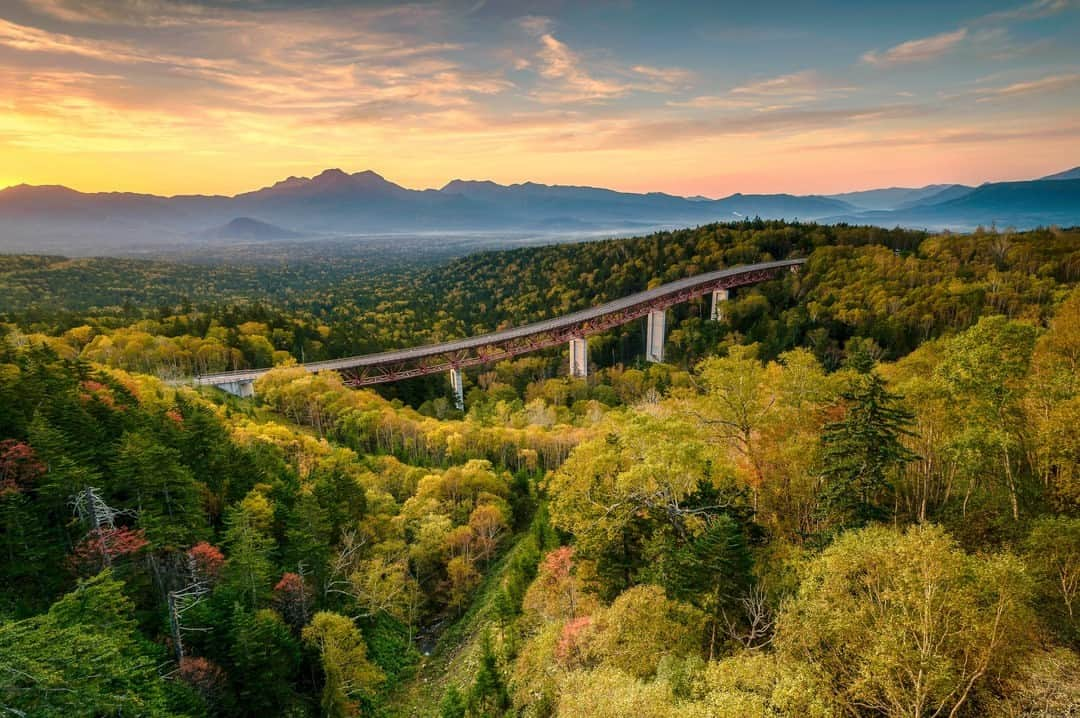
194 258 805 401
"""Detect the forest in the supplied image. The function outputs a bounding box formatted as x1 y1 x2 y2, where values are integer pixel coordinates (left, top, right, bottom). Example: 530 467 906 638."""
1 220 1078 717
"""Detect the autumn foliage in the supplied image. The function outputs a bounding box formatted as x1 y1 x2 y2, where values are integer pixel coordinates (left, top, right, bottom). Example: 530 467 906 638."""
68 527 149 574
0 439 44 495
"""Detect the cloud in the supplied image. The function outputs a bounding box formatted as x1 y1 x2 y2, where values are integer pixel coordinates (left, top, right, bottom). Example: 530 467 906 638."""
0 2 521 164
517 15 554 37
731 69 854 99
0 16 147 61
24 0 221 26
977 0 1075 24
974 72 1080 100
669 70 854 111
577 104 930 151
806 123 1080 150
631 64 693 87
2 0 1076 194
862 28 968 66
532 32 628 102
666 96 761 110
518 17 690 104
732 70 822 96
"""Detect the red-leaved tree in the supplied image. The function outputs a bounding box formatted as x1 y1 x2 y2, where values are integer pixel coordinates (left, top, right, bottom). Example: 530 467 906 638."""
178 656 227 707
274 572 312 631
0 440 45 496
69 527 149 574
187 541 225 584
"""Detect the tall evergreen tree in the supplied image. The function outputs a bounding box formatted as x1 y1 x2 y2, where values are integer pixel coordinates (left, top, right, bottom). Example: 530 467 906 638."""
467 631 509 717
818 372 917 532
668 514 754 658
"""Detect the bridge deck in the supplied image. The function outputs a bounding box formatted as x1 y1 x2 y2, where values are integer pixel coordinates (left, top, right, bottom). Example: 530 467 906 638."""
194 258 805 387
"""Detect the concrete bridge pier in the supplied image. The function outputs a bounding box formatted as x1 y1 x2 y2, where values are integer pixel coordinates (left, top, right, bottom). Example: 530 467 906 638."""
569 337 588 378
646 310 666 363
449 367 464 410
217 379 255 398
710 288 729 321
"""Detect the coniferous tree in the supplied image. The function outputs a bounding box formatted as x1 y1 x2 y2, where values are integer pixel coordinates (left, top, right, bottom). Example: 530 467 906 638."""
818 372 917 532
229 606 302 717
111 431 202 550
0 571 181 716
669 514 754 658
220 509 276 610
440 686 467 718
467 631 509 717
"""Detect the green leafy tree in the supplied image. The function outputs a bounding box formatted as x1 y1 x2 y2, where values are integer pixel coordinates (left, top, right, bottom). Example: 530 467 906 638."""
440 686 467 718
1024 516 1080 644
302 611 384 718
935 315 1038 520
777 524 1035 718
545 413 734 596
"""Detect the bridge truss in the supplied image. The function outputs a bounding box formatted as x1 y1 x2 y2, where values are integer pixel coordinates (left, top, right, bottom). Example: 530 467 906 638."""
192 258 805 394
337 264 793 386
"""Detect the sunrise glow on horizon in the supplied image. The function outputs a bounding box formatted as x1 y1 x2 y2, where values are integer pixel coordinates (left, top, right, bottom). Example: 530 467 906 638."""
2 0 1079 197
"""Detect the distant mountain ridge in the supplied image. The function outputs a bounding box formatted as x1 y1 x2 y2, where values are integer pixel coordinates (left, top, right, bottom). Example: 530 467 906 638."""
1040 166 1080 181
826 184 973 211
1 165 1077 255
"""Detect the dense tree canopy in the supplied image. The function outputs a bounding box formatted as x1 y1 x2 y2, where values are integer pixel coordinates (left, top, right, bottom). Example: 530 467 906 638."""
1 222 1078 716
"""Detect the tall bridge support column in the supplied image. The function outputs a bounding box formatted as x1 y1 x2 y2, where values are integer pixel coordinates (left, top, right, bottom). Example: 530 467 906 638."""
646 310 666 363
569 337 588 378
449 367 464 410
217 379 255 398
710 288 729 321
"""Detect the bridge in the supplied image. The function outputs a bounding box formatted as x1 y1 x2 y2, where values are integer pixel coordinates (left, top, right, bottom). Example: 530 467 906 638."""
194 258 805 405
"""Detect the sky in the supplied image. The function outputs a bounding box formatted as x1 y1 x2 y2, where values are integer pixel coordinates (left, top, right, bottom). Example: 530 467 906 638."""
1 0 1078 197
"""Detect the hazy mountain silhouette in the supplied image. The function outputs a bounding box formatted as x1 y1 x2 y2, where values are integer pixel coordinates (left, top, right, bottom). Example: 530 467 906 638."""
895 184 975 210
1 166 1077 254
201 217 303 241
826 184 973 211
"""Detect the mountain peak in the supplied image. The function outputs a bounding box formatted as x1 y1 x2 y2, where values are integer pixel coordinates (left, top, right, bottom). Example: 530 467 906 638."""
201 216 301 240
441 178 503 193
313 167 349 180
0 183 80 197
242 168 405 200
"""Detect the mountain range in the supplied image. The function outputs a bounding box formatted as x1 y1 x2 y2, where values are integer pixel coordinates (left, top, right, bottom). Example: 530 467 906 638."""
1 166 1077 255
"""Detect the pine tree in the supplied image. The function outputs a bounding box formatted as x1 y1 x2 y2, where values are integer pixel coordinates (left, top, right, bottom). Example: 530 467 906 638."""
221 509 276 610
312 463 367 545
818 372 917 532
467 631 509 717
110 431 202 550
669 514 754 659
229 605 301 716
440 686 466 718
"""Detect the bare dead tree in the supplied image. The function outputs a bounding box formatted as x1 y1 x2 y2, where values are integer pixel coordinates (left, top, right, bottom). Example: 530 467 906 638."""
722 584 776 651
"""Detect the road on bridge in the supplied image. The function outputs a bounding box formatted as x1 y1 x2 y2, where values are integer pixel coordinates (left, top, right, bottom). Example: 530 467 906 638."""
194 258 805 399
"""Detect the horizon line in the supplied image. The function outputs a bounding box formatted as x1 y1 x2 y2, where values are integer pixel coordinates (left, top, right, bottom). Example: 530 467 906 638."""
2 163 1076 200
